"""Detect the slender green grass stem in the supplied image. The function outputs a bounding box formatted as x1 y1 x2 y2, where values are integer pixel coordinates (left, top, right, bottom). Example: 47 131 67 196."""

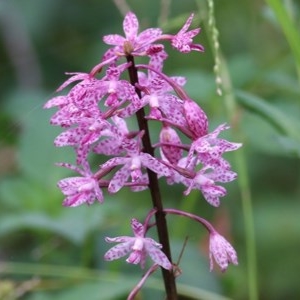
196 1 259 299
218 53 258 300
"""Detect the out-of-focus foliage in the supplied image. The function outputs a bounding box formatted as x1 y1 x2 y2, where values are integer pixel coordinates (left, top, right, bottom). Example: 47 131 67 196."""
0 0 299 299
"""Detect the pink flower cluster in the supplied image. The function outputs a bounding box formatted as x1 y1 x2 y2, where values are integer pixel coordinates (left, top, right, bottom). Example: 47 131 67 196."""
45 11 240 275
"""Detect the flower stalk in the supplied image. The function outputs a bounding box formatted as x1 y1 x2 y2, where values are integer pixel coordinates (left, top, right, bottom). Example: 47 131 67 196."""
126 54 177 299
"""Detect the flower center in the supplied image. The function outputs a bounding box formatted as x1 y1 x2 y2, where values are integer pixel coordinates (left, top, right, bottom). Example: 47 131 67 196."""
123 40 134 55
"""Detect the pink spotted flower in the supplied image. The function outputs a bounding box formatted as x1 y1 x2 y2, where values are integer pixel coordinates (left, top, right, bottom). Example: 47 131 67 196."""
103 11 163 57
209 230 238 272
186 123 242 168
96 133 171 193
57 162 103 207
182 165 237 207
104 218 172 270
170 13 204 53
101 150 171 193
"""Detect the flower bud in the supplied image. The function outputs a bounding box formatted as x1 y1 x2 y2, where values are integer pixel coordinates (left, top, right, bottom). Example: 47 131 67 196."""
209 231 238 272
160 125 182 165
183 99 208 139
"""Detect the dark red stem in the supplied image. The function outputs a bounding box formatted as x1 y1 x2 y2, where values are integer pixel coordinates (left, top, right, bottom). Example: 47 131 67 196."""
126 54 178 300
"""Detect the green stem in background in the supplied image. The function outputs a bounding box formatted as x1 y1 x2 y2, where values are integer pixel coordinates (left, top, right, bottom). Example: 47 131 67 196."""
265 0 300 82
220 41 259 300
196 1 258 300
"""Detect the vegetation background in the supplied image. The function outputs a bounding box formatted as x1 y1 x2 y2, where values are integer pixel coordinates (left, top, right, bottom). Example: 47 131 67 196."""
0 0 299 299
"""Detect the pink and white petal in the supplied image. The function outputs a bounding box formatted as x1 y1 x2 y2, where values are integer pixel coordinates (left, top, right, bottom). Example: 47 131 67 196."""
190 43 205 52
131 219 144 237
101 48 119 62
202 193 221 207
104 65 120 81
105 236 134 243
100 156 128 171
185 147 198 168
183 179 195 196
112 115 129 134
54 128 82 147
81 130 102 146
203 184 227 197
217 157 232 170
144 237 163 248
94 184 104 203
137 71 148 85
62 194 82 207
96 141 116 154
179 13 194 34
180 44 192 53
57 177 89 195
130 168 143 182
145 241 172 270
129 174 149 192
148 50 167 72
76 143 90 165
115 80 136 100
118 99 144 118
170 76 187 87
56 73 90 92
108 165 130 193
137 28 163 44
81 159 93 174
123 12 139 40
209 169 237 183
126 250 142 265
104 242 133 261
185 28 200 39
93 138 123 156
130 185 148 192
209 123 229 138
103 34 125 46
72 85 106 109
217 139 242 152
160 95 187 128
63 192 93 207
50 105 81 126
202 185 227 207
44 96 68 109
193 139 211 153
141 153 171 177
57 175 81 188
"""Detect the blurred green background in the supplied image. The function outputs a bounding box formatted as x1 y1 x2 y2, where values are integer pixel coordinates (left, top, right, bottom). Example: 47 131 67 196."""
0 0 300 299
